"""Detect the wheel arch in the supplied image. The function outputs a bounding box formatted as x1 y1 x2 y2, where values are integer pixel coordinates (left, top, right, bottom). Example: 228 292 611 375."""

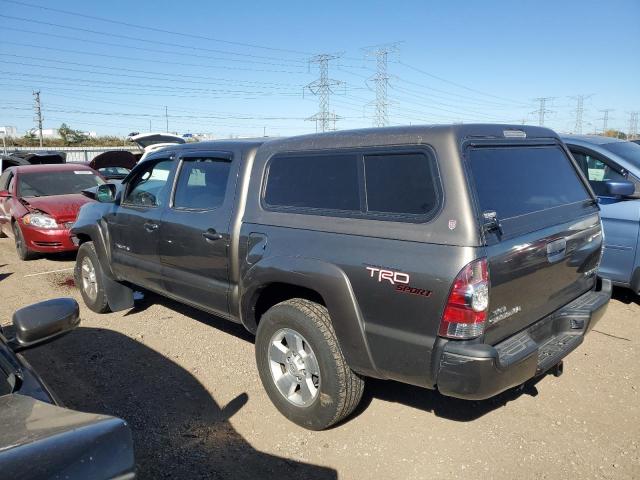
241 256 380 378
72 222 134 312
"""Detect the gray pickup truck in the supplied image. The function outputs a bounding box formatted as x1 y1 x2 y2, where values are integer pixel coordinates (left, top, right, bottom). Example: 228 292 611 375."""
72 124 611 430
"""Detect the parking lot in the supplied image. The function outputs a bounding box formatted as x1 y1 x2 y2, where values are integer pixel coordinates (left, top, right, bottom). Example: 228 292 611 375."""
0 238 638 480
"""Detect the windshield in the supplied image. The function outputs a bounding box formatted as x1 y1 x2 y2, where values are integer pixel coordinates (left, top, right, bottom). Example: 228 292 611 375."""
601 141 640 170
18 170 104 197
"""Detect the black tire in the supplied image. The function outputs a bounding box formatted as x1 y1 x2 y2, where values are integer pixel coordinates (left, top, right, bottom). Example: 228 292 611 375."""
12 222 38 261
75 241 111 313
255 298 365 430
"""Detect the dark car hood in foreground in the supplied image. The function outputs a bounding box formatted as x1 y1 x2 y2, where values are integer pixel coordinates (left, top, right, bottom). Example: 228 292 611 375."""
0 394 135 480
21 194 94 221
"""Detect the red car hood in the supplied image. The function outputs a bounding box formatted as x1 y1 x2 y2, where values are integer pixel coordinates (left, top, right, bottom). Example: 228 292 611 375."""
21 194 93 221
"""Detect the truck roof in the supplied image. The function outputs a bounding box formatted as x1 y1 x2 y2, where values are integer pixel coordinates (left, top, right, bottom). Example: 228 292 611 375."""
259 124 559 152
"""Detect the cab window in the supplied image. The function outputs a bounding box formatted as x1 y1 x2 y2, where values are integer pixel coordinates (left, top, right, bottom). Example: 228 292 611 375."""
123 160 173 207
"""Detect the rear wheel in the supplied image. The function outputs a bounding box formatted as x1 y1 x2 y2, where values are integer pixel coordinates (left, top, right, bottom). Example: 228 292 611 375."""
255 298 365 430
75 241 111 313
12 222 38 261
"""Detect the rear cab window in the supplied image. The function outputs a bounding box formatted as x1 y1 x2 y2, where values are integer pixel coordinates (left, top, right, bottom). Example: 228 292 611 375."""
468 145 593 237
263 149 441 222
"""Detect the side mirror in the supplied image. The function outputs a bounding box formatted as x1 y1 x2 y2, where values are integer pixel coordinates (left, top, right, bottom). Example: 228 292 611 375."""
0 190 11 198
96 183 117 203
604 180 635 197
7 298 80 352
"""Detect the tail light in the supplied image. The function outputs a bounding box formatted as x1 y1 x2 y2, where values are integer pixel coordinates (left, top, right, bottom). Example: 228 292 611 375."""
439 258 489 339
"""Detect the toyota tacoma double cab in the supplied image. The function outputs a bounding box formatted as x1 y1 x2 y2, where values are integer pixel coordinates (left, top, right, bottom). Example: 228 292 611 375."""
71 124 611 430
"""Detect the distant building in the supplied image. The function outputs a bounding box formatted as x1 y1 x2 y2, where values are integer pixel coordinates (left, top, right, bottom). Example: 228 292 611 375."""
41 128 61 139
0 126 18 137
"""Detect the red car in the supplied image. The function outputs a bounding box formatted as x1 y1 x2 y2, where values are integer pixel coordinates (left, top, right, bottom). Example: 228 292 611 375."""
0 164 105 260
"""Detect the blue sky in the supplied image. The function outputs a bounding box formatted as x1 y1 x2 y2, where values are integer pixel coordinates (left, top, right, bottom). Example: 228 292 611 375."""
1 0 639 138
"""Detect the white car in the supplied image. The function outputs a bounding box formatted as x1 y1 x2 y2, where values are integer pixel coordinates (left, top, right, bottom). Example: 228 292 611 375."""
128 133 186 162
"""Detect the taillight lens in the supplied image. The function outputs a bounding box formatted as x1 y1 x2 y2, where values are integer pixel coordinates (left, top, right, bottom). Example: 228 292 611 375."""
439 258 489 339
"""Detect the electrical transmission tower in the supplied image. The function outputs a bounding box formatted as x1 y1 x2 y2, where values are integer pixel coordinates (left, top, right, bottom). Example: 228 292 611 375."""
532 97 554 126
599 109 614 134
33 90 43 147
305 53 344 133
569 94 593 134
629 111 639 140
363 43 399 128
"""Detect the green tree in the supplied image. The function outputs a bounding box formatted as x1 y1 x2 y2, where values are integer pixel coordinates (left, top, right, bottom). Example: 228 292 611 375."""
22 130 37 146
58 123 88 146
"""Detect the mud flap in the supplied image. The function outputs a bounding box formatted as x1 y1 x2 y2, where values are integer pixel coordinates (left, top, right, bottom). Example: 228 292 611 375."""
104 275 134 312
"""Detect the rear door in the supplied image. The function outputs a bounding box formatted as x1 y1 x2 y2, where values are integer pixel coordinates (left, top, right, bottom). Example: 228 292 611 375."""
159 151 235 316
467 143 602 344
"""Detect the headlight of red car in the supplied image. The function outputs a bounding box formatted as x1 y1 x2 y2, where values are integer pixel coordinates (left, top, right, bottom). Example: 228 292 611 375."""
22 213 59 229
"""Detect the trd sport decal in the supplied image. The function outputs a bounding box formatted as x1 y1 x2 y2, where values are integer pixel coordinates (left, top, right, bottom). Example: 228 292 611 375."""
365 266 432 298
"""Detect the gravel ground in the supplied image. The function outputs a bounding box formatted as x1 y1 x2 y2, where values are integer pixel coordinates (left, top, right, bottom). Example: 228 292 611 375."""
0 238 638 479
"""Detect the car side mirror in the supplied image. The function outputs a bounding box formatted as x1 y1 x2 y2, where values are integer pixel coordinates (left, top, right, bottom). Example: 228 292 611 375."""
7 298 80 352
96 183 117 203
604 180 635 197
0 189 11 198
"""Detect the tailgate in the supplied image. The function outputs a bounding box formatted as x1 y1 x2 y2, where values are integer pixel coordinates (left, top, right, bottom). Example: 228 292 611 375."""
467 143 602 345
484 212 601 344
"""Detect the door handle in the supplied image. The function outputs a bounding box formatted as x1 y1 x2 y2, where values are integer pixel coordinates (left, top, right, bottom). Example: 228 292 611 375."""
202 228 223 242
144 222 159 232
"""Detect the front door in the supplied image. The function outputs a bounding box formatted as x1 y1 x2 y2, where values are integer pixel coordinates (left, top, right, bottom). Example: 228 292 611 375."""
159 152 235 316
109 158 175 291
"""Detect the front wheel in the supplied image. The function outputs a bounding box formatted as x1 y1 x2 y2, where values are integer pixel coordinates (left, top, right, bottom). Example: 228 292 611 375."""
13 223 38 261
75 241 111 313
255 298 365 430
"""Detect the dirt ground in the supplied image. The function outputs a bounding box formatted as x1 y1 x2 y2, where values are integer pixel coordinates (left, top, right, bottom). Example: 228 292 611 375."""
0 238 638 480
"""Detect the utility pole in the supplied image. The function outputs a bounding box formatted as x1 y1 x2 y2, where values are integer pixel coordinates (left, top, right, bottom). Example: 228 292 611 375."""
149 119 152 132
33 90 43 147
599 109 614 134
363 43 399 128
629 111 639 140
305 53 344 133
164 106 169 133
532 97 553 126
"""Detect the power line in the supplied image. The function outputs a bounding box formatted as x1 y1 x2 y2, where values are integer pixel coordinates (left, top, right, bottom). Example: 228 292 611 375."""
0 0 312 56
0 59 304 92
1 71 303 97
395 60 528 106
0 53 305 89
305 54 344 133
2 41 307 75
0 20 307 67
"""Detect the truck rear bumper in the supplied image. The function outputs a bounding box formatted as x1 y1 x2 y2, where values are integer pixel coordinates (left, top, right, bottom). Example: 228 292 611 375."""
436 277 611 400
